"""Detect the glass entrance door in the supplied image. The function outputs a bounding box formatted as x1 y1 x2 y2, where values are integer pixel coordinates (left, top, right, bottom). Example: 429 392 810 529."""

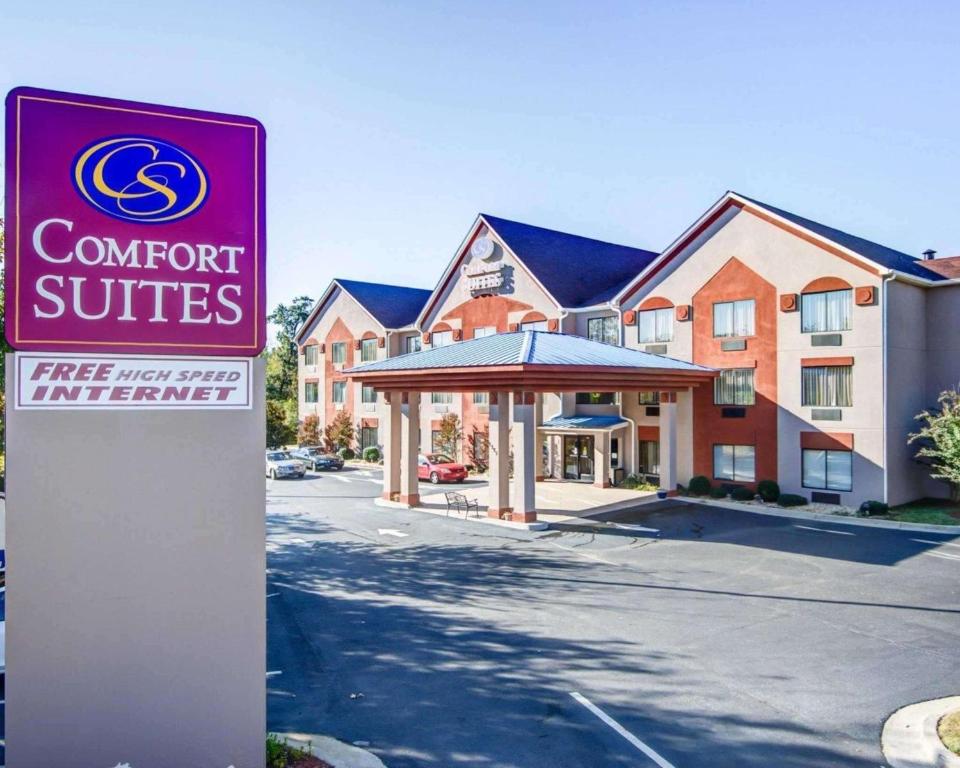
563 435 595 481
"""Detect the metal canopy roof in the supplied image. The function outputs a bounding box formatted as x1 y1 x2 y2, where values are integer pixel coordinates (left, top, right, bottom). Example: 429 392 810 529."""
345 331 716 393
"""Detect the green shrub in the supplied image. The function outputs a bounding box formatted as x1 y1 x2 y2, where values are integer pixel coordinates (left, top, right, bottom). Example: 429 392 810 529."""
858 500 888 517
757 479 780 502
362 446 381 463
731 486 755 501
777 493 807 507
709 486 727 499
338 447 356 461
620 474 659 491
688 475 711 496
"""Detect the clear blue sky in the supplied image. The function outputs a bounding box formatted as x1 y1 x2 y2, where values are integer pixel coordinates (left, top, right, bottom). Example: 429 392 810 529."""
3 1 959 316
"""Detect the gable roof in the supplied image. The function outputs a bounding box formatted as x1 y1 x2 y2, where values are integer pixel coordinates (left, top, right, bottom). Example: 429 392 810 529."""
481 214 660 307
737 194 946 282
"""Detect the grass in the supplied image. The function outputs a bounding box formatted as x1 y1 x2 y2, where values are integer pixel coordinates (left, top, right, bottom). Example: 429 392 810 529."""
939 709 960 755
883 498 960 526
267 734 332 768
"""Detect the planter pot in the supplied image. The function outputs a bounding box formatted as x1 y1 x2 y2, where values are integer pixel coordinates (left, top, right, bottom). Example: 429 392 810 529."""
657 489 668 499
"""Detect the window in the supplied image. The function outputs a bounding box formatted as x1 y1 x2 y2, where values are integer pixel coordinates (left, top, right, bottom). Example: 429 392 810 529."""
802 449 852 491
801 289 852 333
521 320 548 331
360 426 379 451
639 440 660 476
331 342 347 364
304 381 319 403
802 366 852 407
575 392 620 405
332 381 346 403
713 299 755 338
638 391 660 405
361 385 377 404
713 444 755 482
304 345 319 367
360 338 377 362
432 330 454 347
405 335 421 354
714 368 755 405
587 316 618 345
638 308 673 343
431 430 443 453
431 392 453 404
473 391 489 405
472 431 489 465
473 326 496 338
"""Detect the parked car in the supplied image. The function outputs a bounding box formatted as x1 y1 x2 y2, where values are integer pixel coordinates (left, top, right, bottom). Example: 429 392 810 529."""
290 447 344 471
265 451 306 479
418 453 468 484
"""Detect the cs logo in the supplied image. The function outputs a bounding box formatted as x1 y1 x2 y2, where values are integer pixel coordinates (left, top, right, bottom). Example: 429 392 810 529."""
72 136 209 224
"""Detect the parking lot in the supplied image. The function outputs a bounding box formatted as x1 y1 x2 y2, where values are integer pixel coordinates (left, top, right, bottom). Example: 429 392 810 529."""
266 466 960 767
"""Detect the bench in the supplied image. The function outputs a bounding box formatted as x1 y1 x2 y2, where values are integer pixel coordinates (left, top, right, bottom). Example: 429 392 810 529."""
445 491 479 518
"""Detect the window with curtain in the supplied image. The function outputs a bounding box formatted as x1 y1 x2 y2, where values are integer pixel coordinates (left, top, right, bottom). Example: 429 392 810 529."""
431 392 453 404
331 342 346 363
639 440 660 476
638 308 673 343
521 320 548 331
473 391 489 405
332 381 346 403
473 326 496 338
404 335 421 354
432 330 454 347
360 427 379 450
713 444 755 482
304 382 319 403
802 449 852 491
638 391 660 405
801 289 852 333
304 345 319 367
587 316 618 344
575 392 619 405
361 386 376 404
714 368 756 405
712 299 755 338
802 365 852 407
360 338 378 362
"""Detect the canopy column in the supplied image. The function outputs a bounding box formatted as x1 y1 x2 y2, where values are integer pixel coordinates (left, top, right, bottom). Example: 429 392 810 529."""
399 391 421 507
380 391 402 502
487 391 511 518
593 431 611 488
659 391 678 495
512 392 537 522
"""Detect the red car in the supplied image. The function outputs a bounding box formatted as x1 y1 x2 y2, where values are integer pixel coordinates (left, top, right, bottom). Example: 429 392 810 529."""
418 454 468 484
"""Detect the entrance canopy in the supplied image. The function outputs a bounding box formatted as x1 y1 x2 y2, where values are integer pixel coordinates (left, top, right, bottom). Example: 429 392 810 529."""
345 330 716 392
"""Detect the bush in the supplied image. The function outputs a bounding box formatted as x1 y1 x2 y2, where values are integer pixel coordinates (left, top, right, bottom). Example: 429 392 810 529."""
620 474 659 491
338 447 355 461
757 479 780 502
709 486 727 498
688 475 711 496
362 447 381 463
858 500 889 517
731 486 755 501
777 493 808 507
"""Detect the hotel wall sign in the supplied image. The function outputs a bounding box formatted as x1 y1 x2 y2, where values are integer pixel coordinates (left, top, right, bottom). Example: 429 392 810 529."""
4 86 266 356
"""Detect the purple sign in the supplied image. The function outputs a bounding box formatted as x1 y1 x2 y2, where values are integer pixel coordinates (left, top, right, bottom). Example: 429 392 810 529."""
5 86 266 355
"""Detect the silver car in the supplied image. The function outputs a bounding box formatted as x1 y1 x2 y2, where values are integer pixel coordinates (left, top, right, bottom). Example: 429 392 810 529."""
265 451 306 480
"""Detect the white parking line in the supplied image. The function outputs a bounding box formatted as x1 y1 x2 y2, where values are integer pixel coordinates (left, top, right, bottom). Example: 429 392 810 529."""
570 692 677 768
612 523 660 534
923 550 960 562
266 592 279 598
266 670 283 678
911 538 960 548
330 475 352 484
793 525 855 536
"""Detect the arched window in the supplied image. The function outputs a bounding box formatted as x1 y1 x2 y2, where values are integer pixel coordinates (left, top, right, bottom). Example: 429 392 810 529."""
801 277 852 333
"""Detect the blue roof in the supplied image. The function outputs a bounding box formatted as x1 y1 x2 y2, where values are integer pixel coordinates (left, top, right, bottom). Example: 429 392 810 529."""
541 415 629 431
738 194 945 282
481 214 659 307
337 279 432 329
346 330 715 373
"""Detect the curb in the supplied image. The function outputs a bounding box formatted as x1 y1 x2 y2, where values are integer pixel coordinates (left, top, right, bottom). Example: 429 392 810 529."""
882 696 960 768
687 497 960 535
373 497 549 531
279 732 387 768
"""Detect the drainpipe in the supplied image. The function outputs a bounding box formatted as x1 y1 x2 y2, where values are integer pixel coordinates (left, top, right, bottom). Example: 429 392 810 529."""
611 301 639 478
881 271 895 505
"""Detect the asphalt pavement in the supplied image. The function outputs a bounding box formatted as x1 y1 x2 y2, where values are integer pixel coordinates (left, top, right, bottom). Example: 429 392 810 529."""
266 466 960 768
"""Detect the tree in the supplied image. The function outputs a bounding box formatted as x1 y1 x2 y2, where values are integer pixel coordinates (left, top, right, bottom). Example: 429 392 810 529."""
298 414 321 446
909 387 960 501
323 410 355 453
266 296 313 403
466 423 489 473
266 400 296 448
435 413 462 460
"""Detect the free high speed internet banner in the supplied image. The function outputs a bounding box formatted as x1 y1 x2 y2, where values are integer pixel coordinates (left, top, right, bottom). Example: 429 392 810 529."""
4 86 266 355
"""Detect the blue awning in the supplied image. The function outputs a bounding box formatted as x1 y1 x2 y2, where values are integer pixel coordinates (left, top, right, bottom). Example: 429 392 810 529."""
540 415 629 431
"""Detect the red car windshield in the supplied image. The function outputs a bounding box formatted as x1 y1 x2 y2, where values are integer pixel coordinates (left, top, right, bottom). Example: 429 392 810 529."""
426 454 454 465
